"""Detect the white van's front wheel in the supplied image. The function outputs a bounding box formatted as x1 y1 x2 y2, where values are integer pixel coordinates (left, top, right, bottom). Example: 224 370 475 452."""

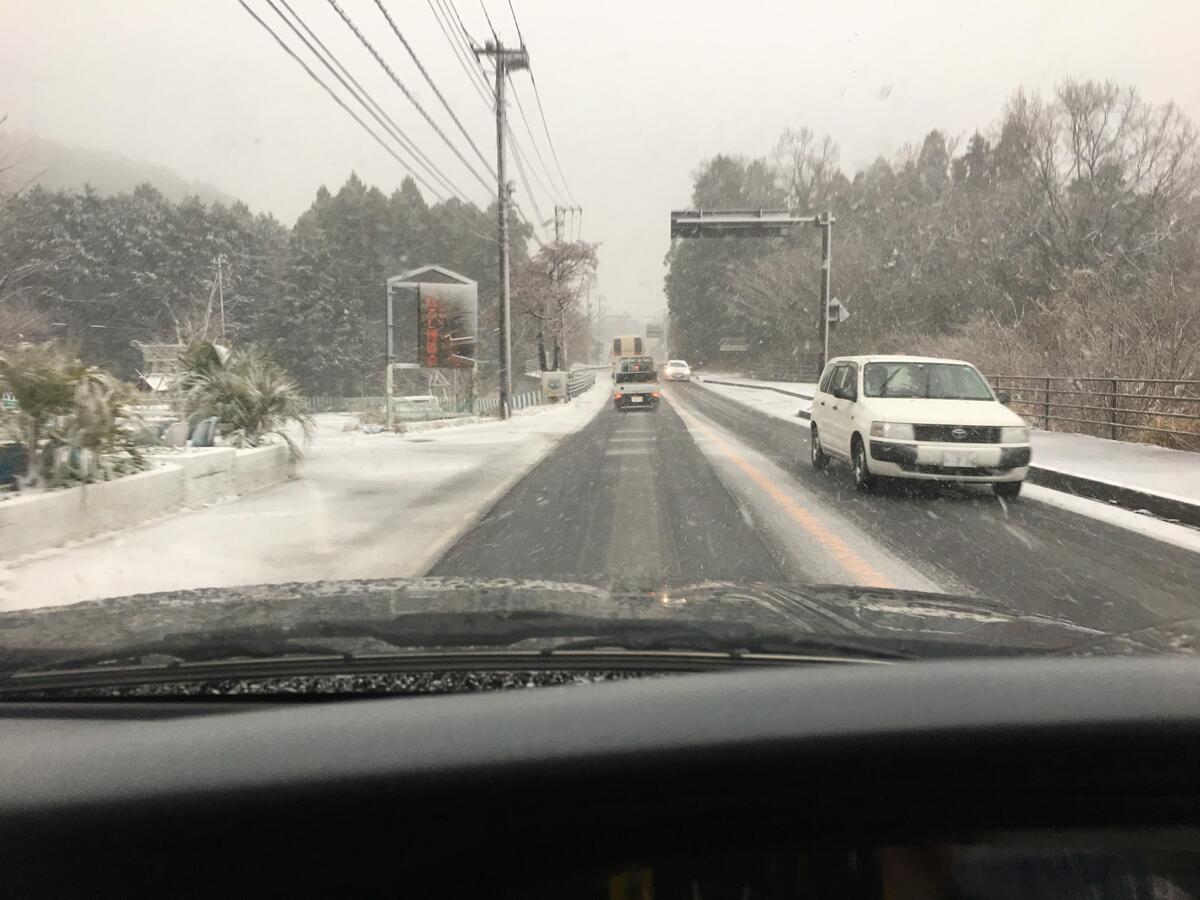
810 426 829 470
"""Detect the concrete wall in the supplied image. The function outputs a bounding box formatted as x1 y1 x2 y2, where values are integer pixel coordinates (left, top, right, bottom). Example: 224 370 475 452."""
234 445 288 495
0 466 184 562
0 442 290 562
173 448 238 508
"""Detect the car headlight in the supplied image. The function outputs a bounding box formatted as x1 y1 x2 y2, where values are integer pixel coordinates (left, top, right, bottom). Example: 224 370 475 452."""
1000 425 1030 443
870 421 914 440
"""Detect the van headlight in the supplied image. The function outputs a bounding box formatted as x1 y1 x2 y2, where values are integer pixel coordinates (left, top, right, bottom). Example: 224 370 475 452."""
1000 425 1031 443
870 421 914 440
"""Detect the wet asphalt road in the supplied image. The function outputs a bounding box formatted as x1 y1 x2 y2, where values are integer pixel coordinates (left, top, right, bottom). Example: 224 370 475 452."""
431 382 1200 635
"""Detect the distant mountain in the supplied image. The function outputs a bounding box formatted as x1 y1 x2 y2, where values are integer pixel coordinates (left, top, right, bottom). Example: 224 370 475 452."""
1 131 236 205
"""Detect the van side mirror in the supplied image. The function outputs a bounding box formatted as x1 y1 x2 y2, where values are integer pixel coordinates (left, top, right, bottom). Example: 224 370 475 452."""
996 390 1011 405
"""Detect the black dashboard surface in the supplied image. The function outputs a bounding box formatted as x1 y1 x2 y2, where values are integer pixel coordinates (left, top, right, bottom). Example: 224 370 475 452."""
3 658 1200 896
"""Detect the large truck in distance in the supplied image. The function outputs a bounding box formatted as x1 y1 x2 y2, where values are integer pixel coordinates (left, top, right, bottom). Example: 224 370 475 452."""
610 335 645 373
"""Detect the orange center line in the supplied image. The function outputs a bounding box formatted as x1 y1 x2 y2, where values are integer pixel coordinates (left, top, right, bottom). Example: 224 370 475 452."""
672 401 896 590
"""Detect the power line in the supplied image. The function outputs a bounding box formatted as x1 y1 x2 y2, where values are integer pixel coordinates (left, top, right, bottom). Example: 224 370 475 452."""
505 122 550 243
504 0 578 204
477 0 499 42
421 0 542 246
371 0 495 179
326 0 494 197
504 0 525 44
269 0 468 203
424 0 493 112
242 0 499 248
508 74 565 205
236 0 447 201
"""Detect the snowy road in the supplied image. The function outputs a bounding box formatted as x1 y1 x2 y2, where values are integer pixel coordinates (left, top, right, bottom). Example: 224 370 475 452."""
6 374 1200 639
433 381 1200 637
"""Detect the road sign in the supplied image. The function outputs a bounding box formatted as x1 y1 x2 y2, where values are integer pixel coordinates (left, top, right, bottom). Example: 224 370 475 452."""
827 299 850 324
646 323 664 338
719 338 750 352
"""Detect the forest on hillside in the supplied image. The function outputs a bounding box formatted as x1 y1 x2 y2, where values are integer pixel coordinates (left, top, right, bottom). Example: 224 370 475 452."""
0 153 595 395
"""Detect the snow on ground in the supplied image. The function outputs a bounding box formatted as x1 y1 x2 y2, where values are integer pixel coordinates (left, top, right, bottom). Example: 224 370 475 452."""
0 379 611 611
1031 430 1200 504
691 377 813 421
1022 484 1200 555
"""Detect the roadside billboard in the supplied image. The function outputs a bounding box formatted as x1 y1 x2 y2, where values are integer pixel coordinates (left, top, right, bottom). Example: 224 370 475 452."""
386 266 478 369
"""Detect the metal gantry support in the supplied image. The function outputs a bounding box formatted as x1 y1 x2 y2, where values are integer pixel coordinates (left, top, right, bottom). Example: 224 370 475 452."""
669 209 836 373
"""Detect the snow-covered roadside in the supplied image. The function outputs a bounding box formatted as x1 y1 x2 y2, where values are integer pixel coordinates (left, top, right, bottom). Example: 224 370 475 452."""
690 377 813 421
0 379 610 611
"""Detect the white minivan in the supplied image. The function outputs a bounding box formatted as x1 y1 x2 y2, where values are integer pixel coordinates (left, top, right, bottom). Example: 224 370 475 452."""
809 356 1032 497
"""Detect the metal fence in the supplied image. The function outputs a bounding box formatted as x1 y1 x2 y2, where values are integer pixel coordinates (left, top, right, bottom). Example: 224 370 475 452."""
988 375 1200 450
303 396 387 414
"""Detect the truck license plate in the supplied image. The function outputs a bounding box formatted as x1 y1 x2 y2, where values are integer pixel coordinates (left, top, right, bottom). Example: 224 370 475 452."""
630 395 643 403
942 451 977 467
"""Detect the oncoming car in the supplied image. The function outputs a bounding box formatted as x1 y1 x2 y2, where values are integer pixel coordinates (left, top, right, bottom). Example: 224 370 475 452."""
661 359 691 381
809 356 1032 497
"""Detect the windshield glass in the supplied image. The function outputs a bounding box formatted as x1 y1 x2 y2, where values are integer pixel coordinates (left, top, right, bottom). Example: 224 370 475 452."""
864 363 993 400
2 1 1199 692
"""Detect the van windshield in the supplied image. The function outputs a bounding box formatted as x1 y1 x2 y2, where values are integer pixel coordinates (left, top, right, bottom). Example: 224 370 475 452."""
863 363 993 400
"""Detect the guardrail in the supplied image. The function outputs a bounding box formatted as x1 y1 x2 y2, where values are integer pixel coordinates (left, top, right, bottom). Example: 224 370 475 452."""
474 390 542 416
567 370 596 398
745 365 821 383
989 375 1200 450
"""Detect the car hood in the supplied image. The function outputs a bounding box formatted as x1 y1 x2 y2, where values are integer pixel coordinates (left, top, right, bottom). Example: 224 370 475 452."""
866 398 1024 426
0 578 1131 676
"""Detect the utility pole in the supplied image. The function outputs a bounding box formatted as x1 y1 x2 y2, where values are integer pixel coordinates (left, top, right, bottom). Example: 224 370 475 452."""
816 211 833 373
475 40 528 419
216 254 226 345
550 204 583 372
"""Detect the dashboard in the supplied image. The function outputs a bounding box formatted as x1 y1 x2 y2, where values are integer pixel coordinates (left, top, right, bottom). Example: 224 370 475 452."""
3 657 1200 897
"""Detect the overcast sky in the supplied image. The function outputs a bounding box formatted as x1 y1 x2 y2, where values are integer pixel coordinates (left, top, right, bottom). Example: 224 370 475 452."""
4 0 1200 318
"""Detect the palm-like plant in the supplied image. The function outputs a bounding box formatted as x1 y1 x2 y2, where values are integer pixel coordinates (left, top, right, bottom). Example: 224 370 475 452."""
57 369 143 481
185 347 314 460
0 343 78 486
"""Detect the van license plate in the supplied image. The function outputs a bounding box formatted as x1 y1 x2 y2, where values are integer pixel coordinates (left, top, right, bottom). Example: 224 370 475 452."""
942 451 977 467
630 395 643 403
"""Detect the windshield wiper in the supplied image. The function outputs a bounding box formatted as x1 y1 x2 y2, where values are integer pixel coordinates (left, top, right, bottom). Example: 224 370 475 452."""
539 627 912 661
0 612 911 689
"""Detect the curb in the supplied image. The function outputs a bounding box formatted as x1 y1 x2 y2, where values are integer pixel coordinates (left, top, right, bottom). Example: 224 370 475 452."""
696 377 813 420
698 377 814 401
1025 466 1200 528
